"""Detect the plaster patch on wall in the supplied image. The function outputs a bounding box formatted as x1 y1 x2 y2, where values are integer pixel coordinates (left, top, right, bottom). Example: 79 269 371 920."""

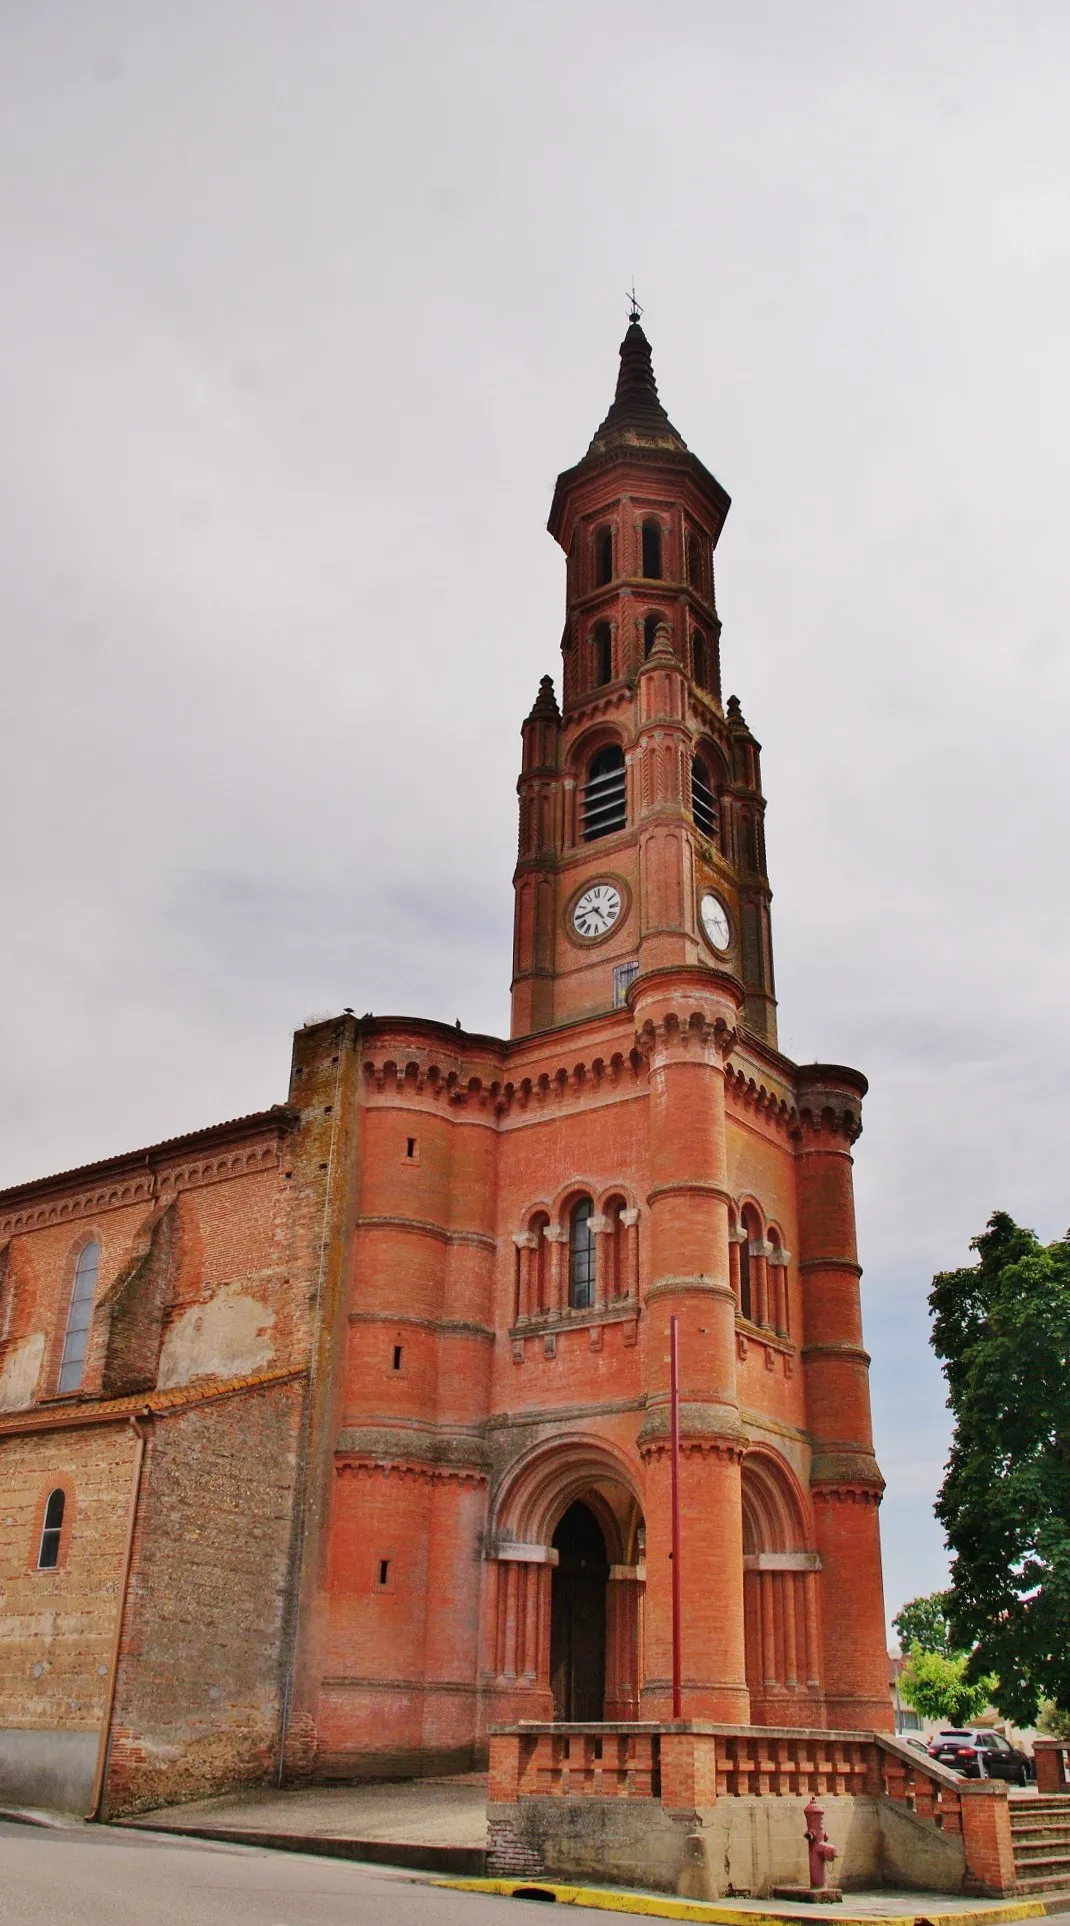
0 1333 45 1411
157 1292 275 1390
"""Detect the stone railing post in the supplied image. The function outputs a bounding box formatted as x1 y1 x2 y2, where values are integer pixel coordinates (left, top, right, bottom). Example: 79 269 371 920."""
958 1781 1016 1895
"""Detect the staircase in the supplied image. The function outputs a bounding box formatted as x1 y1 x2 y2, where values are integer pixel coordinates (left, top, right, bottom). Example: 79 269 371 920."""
1010 1797 1070 1894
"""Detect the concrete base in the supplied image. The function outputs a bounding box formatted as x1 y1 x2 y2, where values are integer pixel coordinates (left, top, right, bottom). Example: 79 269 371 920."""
489 1794 968 1899
0 1729 98 1814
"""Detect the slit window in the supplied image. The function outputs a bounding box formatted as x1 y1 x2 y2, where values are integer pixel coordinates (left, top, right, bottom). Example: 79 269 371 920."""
405 1137 416 1159
392 1345 403 1371
641 519 662 579
568 1198 596 1310
378 1558 390 1587
581 745 626 841
613 961 639 1008
692 756 719 841
593 621 612 686
38 1489 64 1570
58 1242 100 1394
686 529 702 587
595 525 613 586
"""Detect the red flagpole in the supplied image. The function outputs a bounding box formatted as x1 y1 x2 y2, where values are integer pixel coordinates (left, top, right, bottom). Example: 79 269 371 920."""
670 1312 682 1720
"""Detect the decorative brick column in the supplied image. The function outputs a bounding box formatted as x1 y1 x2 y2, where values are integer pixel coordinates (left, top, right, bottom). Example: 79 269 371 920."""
634 969 749 1722
795 1066 891 1730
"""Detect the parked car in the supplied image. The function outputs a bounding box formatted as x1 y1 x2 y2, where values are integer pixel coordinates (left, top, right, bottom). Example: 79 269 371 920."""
898 1734 931 1756
927 1729 1032 1783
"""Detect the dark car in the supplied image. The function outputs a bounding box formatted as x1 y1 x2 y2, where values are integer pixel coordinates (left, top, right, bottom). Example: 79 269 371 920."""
927 1729 1032 1783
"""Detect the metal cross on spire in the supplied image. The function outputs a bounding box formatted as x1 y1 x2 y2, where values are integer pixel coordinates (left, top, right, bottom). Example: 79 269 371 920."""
626 283 643 323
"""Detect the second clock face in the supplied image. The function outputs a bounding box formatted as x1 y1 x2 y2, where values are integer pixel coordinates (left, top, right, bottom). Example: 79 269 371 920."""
700 891 731 952
572 882 622 940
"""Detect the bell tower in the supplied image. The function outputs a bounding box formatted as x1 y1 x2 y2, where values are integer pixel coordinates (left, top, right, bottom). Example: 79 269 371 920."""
511 313 777 1044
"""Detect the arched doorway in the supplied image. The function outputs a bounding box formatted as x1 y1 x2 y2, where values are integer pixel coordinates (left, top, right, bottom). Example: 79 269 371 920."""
550 1501 609 1720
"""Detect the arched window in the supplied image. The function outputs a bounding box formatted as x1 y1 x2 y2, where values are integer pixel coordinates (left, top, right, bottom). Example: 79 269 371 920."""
641 519 662 579
58 1241 100 1394
692 755 719 841
692 630 707 687
593 622 612 686
685 529 701 588
569 1199 595 1310
38 1489 64 1570
643 611 663 658
738 1237 752 1322
581 745 626 840
595 525 613 586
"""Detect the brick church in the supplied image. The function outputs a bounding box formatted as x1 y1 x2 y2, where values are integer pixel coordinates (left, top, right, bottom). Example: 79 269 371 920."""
0 316 891 1818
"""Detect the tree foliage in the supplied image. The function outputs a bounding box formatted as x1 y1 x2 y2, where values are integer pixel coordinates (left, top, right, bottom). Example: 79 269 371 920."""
931 1211 1070 1725
898 1646 995 1726
1037 1699 1070 1741
893 1591 953 1657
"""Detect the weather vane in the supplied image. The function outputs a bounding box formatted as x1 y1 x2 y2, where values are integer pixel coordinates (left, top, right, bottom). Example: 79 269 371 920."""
626 283 643 323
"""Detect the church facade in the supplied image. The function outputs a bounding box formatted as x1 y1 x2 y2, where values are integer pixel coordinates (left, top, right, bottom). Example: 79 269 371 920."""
0 320 891 1818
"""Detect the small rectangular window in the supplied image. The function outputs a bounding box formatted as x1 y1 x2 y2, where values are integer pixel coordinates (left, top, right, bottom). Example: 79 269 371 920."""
378 1558 390 1587
392 1344 403 1371
613 962 639 1008
406 1137 415 1158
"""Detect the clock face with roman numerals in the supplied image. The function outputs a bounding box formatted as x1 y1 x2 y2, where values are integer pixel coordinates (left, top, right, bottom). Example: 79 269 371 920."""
572 882 622 940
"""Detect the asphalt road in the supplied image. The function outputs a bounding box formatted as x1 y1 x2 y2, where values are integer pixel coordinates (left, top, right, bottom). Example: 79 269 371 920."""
0 1821 538 1926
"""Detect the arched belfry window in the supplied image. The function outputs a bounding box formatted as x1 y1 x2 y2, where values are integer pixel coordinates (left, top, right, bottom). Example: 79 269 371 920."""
642 519 662 579
692 756 719 841
593 622 612 687
595 526 613 586
569 1199 595 1310
686 529 702 588
643 612 664 659
58 1241 100 1393
692 631 707 688
38 1489 65 1569
582 745 626 840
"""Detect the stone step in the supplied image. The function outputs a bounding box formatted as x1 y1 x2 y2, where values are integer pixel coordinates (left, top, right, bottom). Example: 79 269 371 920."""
1013 1874 1070 1895
1012 1821 1070 1841
1014 1844 1070 1866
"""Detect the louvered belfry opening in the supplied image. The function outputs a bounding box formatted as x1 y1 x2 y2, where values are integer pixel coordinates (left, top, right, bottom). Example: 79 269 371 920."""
582 745 626 840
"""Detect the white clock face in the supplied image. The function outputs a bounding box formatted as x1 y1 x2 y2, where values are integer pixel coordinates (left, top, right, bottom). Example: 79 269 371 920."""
572 882 622 940
700 892 731 952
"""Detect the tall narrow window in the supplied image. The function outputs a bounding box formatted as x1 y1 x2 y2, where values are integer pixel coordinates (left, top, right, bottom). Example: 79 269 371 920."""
38 1489 64 1570
692 756 719 841
686 530 701 587
581 745 626 840
692 631 707 688
641 519 662 579
643 611 663 658
568 1199 595 1310
595 525 613 586
593 621 612 686
58 1242 100 1393
738 1238 752 1322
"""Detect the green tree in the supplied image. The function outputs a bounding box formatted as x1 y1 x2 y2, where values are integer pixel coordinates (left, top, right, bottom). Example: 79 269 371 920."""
898 1646 995 1727
930 1211 1070 1725
1037 1700 1070 1741
893 1591 953 1657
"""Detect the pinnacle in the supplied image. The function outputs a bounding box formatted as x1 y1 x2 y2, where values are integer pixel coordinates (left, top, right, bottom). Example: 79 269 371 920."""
526 673 560 723
585 318 688 459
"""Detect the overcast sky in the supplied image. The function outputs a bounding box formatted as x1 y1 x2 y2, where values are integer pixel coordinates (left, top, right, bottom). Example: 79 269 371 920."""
3 1 1069 1636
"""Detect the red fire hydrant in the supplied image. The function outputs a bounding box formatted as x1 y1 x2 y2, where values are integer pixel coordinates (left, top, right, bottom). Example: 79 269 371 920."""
804 1796 838 1890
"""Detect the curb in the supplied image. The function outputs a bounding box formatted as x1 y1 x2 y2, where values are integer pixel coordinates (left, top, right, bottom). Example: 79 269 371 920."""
0 1807 77 1829
429 1877 1070 1926
117 1821 486 1877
